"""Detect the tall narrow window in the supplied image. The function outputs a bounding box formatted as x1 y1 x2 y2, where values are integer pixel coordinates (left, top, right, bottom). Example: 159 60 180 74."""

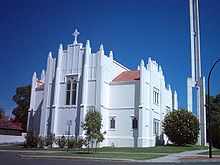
110 117 116 129
66 76 77 105
66 80 71 105
71 83 77 105
153 88 159 105
132 117 138 129
153 119 160 135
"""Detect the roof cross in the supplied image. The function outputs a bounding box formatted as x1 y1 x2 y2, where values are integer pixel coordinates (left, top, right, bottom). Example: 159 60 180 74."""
73 29 80 44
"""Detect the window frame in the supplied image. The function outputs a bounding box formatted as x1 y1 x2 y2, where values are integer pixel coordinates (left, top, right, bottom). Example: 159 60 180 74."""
153 88 160 105
132 117 138 129
109 116 116 130
153 118 160 135
65 75 78 106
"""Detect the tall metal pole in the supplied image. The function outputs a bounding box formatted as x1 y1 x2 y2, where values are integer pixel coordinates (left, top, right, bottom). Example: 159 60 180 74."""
207 58 220 158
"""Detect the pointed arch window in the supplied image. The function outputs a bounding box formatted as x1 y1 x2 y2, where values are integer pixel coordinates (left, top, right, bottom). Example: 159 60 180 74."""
66 76 77 105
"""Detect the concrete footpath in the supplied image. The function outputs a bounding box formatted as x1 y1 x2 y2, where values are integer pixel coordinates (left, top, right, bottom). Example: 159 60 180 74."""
145 150 220 163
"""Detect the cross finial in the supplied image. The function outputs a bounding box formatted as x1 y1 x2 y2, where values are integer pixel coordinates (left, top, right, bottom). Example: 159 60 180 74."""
73 29 80 44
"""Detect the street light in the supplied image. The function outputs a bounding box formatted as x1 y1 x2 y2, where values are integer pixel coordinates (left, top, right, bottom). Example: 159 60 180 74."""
207 58 220 158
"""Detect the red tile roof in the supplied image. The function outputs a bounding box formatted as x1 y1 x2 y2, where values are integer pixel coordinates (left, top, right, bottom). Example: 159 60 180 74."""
36 80 44 90
0 119 23 131
112 70 140 82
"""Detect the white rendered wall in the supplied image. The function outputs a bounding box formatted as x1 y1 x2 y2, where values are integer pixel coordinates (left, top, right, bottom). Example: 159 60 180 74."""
138 58 176 147
107 81 139 147
28 38 178 148
0 133 26 144
110 60 129 81
107 108 135 147
34 40 129 140
110 83 135 108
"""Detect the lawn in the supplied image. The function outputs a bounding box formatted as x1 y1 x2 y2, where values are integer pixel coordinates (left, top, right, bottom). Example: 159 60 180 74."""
0 144 207 152
31 145 208 160
0 144 208 160
93 145 208 154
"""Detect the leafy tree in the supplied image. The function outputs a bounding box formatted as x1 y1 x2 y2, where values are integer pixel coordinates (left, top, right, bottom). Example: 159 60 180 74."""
0 108 5 119
211 111 220 149
81 109 104 153
12 85 31 131
95 132 105 152
162 108 199 146
207 95 220 149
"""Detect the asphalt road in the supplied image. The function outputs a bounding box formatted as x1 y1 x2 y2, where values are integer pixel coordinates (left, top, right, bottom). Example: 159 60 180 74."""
0 151 219 165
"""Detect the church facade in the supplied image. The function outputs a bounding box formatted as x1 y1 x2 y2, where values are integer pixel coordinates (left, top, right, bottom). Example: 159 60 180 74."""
27 30 178 147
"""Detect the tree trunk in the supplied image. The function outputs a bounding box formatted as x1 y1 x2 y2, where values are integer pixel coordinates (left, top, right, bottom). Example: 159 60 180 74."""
87 141 90 153
95 141 98 153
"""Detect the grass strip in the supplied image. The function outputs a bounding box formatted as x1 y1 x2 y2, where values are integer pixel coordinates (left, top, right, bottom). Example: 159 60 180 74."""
33 151 164 160
0 144 208 154
76 145 208 154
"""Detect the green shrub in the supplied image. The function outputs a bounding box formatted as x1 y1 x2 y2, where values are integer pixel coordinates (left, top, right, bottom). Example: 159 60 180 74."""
66 137 85 149
45 133 55 148
57 135 66 148
37 136 46 148
67 136 76 148
75 139 85 148
24 130 38 148
24 131 84 149
162 108 199 146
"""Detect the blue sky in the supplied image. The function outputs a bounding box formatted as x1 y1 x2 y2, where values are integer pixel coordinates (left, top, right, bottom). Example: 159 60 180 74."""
1 0 220 116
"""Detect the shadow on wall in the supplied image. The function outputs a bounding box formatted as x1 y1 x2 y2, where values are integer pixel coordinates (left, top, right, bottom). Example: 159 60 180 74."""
47 77 56 135
75 74 83 139
33 100 43 135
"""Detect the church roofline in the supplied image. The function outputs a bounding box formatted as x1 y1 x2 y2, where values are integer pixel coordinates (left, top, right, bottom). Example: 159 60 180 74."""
112 70 140 82
113 60 130 71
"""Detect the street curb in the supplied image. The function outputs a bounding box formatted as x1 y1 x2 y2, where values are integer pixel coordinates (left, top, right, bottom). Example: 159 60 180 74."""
19 154 140 162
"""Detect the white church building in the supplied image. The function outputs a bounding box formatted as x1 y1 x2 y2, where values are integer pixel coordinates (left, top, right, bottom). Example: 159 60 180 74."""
27 30 178 147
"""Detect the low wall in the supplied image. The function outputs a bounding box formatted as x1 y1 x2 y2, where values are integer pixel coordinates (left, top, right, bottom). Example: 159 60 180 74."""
0 133 26 144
